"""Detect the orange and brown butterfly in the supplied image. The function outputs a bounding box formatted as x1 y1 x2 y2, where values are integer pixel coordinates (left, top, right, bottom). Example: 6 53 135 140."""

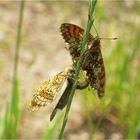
28 66 72 111
60 23 94 67
60 23 106 98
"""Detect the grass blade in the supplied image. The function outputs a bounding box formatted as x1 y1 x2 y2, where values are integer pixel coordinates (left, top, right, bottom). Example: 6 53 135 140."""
1 1 25 138
59 0 97 138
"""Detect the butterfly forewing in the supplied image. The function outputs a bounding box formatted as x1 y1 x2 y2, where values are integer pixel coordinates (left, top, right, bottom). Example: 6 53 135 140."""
60 23 94 64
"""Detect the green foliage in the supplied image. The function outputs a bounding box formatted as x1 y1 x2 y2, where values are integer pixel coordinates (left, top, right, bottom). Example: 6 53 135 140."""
1 1 24 139
2 103 10 138
11 79 20 138
2 80 19 138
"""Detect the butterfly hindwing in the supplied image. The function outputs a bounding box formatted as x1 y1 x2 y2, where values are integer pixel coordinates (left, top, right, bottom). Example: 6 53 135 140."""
28 71 68 111
82 38 105 98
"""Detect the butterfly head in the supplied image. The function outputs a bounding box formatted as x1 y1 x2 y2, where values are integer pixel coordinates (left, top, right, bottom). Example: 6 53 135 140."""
92 36 100 46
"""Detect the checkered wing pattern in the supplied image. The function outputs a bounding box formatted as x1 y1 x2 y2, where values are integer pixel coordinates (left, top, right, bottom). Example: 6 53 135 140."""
28 71 68 111
82 38 105 98
60 23 94 64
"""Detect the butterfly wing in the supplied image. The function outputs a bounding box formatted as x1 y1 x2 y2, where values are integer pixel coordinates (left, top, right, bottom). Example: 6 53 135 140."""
82 38 105 98
91 49 105 98
50 77 73 121
28 71 68 111
60 23 94 64
50 76 89 121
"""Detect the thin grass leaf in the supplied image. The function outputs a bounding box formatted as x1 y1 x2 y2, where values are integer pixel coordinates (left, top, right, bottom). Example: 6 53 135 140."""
1 1 25 138
2 103 10 138
11 79 19 138
59 0 97 138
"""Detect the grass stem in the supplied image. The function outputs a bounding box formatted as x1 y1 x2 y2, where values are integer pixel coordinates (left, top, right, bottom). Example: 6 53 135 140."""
59 0 97 138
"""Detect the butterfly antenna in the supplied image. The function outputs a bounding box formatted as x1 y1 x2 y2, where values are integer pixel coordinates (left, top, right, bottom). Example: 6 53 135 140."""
93 23 99 37
100 37 117 40
92 23 117 40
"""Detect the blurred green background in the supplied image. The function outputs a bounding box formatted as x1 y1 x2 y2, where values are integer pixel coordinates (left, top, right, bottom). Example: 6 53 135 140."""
0 1 140 139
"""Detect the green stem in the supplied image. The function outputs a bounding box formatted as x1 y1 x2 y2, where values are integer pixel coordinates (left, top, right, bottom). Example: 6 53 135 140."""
59 0 97 138
10 1 25 138
11 0 24 108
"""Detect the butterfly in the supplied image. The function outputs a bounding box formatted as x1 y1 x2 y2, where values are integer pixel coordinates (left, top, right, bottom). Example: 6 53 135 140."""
28 67 72 111
60 23 106 98
29 65 88 121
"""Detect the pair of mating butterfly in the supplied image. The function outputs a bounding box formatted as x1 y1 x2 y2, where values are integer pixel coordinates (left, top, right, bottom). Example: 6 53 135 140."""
29 23 115 121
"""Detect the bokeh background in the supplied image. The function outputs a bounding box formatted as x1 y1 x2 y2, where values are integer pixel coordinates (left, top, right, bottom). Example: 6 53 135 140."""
0 1 140 139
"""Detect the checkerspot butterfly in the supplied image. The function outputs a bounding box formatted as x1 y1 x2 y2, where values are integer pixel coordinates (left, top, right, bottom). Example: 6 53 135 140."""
28 66 72 111
29 65 88 121
60 23 106 98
